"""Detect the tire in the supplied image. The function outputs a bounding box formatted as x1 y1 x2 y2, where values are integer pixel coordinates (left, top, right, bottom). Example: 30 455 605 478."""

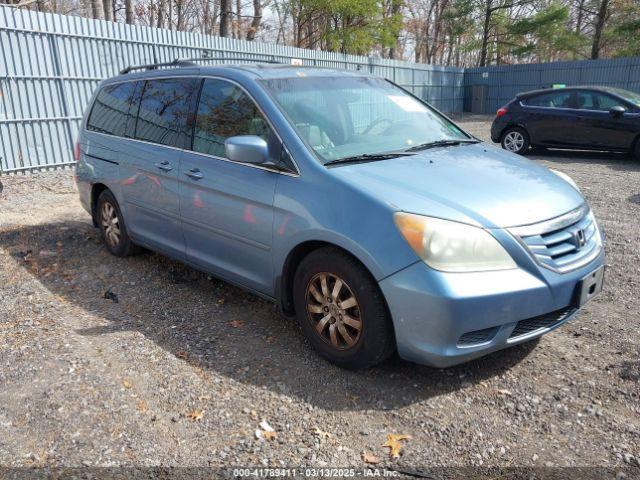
501 127 530 155
96 189 140 257
634 139 640 161
292 247 395 369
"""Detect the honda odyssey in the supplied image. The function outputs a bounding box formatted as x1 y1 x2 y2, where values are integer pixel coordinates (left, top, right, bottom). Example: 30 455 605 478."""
75 60 605 369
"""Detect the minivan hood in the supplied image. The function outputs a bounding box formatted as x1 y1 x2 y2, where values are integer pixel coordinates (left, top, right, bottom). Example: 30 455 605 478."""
329 143 585 228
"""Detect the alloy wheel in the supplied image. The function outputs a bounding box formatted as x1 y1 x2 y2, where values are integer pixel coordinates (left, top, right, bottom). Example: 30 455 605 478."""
101 201 121 247
305 272 362 350
504 131 525 152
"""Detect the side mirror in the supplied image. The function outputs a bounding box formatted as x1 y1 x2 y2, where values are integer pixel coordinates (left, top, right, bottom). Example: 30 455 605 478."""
609 105 626 117
225 135 269 164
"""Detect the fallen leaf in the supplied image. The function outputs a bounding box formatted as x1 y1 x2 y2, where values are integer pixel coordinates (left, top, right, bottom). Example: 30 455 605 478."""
176 351 188 360
361 451 381 464
255 420 277 440
346 393 359 406
312 427 331 439
187 410 204 421
230 319 244 328
382 434 411 458
136 400 148 412
259 420 274 432
265 335 275 343
262 430 277 440
122 380 132 389
497 389 513 396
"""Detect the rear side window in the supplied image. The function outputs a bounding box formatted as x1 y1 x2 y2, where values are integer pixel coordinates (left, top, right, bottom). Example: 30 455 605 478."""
524 91 572 109
192 78 272 158
135 78 200 149
86 82 137 136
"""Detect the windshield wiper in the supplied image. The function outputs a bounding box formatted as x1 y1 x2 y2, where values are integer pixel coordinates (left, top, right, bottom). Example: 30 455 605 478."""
324 152 414 166
404 139 480 152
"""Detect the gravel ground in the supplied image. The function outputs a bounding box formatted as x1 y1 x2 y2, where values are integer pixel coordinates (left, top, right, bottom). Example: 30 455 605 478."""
0 117 638 477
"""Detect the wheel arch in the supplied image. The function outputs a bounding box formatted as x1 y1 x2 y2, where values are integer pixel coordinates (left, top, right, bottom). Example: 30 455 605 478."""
90 182 110 227
277 240 385 317
631 133 640 155
499 123 530 142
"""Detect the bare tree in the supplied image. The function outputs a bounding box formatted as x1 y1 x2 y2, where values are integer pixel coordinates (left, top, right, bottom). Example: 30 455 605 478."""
91 0 104 19
591 0 610 59
246 0 263 40
220 0 231 36
103 0 113 20
125 0 133 23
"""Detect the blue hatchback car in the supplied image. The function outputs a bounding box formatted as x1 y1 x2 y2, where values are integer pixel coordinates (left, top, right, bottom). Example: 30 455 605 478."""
75 60 605 369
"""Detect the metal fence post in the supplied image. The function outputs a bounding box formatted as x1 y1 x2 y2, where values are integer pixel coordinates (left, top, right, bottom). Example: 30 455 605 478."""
48 34 75 160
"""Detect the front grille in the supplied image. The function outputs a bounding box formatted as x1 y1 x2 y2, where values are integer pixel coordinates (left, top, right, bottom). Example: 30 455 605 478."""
509 307 575 339
458 326 499 346
509 205 602 273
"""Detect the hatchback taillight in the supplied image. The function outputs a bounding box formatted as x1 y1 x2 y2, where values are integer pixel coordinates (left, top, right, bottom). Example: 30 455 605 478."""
496 107 508 118
74 142 81 161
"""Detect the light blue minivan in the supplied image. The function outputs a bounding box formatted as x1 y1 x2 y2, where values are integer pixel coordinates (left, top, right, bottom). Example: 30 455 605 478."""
75 60 605 369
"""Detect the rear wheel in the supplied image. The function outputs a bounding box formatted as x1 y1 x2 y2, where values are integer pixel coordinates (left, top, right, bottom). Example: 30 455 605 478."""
292 247 395 369
96 190 140 257
501 127 530 155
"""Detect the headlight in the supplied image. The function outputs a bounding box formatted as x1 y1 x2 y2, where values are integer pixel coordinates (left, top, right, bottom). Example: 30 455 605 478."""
550 169 580 191
394 212 517 273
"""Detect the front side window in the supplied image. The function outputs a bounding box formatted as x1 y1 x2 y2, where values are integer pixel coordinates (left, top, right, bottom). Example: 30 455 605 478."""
86 81 138 136
607 88 640 108
193 78 272 158
576 91 622 111
135 78 200 149
261 76 468 163
524 91 572 109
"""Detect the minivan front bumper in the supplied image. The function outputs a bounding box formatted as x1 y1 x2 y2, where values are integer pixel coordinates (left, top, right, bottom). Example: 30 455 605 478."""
378 249 605 367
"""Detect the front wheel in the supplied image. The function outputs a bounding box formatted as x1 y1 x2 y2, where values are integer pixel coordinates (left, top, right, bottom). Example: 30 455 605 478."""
292 247 395 369
634 139 640 161
501 127 530 155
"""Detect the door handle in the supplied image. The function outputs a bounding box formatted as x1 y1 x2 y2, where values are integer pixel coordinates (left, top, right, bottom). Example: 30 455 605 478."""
154 161 173 172
185 168 204 180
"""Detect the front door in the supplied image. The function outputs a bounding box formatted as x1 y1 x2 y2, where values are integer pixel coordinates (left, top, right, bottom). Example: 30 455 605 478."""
179 78 286 295
119 77 200 258
573 90 639 150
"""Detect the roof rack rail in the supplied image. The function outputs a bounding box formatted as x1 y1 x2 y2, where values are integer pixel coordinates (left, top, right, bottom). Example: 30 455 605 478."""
119 56 283 75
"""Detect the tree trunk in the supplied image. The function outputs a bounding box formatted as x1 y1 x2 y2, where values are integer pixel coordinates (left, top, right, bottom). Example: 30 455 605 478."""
246 0 262 40
91 0 104 19
591 0 609 59
235 0 242 38
176 0 184 30
388 0 402 59
125 0 133 23
157 0 165 28
479 0 492 66
575 0 585 33
103 0 112 21
202 0 209 34
219 0 231 36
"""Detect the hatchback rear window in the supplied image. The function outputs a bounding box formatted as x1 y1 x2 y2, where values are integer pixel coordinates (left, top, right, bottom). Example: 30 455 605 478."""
86 82 137 136
134 78 200 149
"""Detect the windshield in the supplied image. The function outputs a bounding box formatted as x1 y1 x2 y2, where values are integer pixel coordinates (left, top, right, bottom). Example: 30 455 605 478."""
261 76 470 163
608 88 640 107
